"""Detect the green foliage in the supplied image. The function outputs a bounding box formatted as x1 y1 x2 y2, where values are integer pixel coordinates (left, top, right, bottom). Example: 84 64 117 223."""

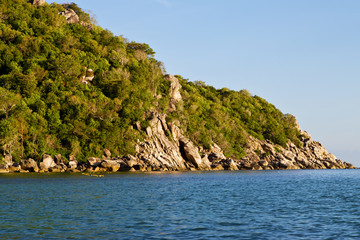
172 77 301 159
0 1 163 162
0 0 301 162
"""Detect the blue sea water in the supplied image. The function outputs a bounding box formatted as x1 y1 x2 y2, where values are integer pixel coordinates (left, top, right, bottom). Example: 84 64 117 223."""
0 170 360 239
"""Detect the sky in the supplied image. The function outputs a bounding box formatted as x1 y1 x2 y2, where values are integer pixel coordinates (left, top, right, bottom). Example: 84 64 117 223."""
51 0 360 166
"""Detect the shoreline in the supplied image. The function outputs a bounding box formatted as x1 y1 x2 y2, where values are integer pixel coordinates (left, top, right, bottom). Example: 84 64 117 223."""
0 161 356 174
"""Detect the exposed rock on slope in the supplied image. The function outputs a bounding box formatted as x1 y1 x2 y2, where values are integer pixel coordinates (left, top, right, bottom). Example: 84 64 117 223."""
27 0 45 6
1 74 355 173
59 8 79 24
165 74 183 111
0 2 355 173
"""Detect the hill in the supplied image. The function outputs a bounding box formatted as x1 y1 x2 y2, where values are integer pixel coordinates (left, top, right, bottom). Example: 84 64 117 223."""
0 0 354 172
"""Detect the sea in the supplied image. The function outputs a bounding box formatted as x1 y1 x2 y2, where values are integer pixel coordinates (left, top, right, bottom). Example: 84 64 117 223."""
0 169 360 239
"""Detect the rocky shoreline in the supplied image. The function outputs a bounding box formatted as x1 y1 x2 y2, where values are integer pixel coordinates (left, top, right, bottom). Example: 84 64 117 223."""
0 74 356 173
0 126 355 174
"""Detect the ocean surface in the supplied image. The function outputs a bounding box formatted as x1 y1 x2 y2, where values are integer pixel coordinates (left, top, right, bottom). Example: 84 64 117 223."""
1 170 360 239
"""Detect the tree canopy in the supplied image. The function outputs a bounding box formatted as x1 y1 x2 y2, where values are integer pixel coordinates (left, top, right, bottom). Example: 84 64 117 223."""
0 0 301 162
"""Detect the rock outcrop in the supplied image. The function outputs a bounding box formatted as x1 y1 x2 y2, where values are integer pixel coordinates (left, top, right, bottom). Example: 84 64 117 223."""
58 5 93 30
27 0 45 6
235 129 355 170
0 72 354 173
80 68 94 85
59 9 79 24
4 123 354 173
165 74 182 111
39 154 56 171
20 159 39 172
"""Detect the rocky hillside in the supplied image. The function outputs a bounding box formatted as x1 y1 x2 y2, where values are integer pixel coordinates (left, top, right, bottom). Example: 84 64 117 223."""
0 0 355 172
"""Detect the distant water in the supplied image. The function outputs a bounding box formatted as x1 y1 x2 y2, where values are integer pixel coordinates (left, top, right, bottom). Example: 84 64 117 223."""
1 170 360 239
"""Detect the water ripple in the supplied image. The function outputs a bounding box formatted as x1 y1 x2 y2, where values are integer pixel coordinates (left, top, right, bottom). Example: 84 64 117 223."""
1 170 360 239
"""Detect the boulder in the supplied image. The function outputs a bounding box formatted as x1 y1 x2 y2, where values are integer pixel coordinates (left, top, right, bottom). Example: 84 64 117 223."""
258 160 268 167
9 163 21 173
49 165 64 173
262 142 276 155
87 157 102 167
67 155 78 169
250 163 263 170
100 160 120 172
59 9 79 24
220 159 239 171
27 0 45 6
344 162 355 169
104 149 111 159
20 159 39 172
164 74 182 111
200 155 212 170
208 152 226 162
54 154 65 165
278 159 294 169
240 162 253 170
80 68 95 85
4 154 12 167
179 137 202 168
68 160 78 169
209 143 224 154
0 164 9 173
40 154 56 170
211 163 224 171
283 150 296 161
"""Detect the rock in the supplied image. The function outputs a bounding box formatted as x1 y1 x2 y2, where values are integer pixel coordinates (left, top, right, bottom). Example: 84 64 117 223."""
164 74 182 111
278 159 294 169
0 164 9 173
250 163 263 170
67 155 78 169
220 159 239 171
49 165 63 173
80 21 93 31
258 160 268 167
262 142 276 155
104 149 111 159
296 155 310 168
59 9 79 24
211 163 224 171
344 162 355 169
100 160 120 172
20 159 39 172
80 68 95 85
208 152 226 162
4 154 12 167
54 154 65 165
9 163 21 173
239 162 252 170
87 157 102 167
27 0 45 6
201 155 212 170
179 137 202 168
209 143 224 154
68 159 78 169
40 154 56 170
283 150 296 161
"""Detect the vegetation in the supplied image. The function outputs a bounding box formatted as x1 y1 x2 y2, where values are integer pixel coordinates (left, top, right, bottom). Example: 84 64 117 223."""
0 0 301 162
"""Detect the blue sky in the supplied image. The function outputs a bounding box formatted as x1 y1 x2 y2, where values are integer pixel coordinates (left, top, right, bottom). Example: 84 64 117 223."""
51 0 360 166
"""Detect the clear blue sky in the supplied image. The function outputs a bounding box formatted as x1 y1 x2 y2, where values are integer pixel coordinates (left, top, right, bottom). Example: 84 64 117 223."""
51 0 360 166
